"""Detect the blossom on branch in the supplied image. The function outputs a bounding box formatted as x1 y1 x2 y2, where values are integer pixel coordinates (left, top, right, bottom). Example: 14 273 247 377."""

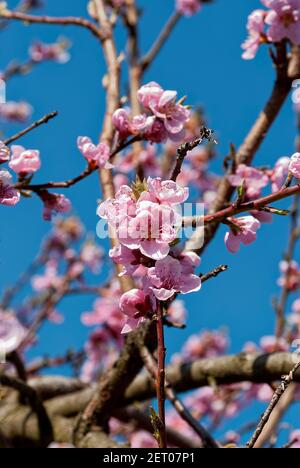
113 82 190 143
29 38 71 64
0 170 20 206
9 145 41 176
176 0 202 16
224 216 261 253
289 152 300 179
77 137 113 169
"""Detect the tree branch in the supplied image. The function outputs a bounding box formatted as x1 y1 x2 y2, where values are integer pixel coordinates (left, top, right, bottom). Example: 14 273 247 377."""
247 361 300 448
0 10 105 42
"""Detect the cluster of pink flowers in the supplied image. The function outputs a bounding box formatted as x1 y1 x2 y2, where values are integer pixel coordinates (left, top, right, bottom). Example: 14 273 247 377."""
172 328 229 363
113 82 190 143
242 0 300 60
0 141 72 219
176 0 201 16
289 152 300 179
0 101 32 123
278 260 300 291
228 164 269 199
9 145 41 176
29 39 71 64
225 152 300 253
98 177 202 332
77 136 112 169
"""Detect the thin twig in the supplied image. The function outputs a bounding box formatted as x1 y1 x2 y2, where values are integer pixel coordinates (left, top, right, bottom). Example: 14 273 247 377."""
183 184 300 227
200 264 228 283
170 127 216 181
155 302 167 448
0 10 105 42
247 361 300 448
140 11 181 72
4 111 58 145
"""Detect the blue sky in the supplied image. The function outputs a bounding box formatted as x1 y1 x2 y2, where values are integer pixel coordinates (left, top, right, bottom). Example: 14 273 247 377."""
1 0 299 439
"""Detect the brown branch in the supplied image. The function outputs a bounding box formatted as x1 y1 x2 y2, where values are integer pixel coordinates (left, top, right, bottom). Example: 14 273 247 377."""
0 10 105 42
200 264 228 283
183 184 300 227
170 127 216 181
140 11 181 72
4 111 58 146
253 383 296 448
0 372 53 447
124 352 300 405
15 135 140 191
247 361 300 448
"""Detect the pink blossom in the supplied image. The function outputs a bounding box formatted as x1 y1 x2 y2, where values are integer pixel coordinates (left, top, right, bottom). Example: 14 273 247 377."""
224 431 240 445
101 195 180 261
130 431 157 449
260 335 289 352
121 200 181 260
242 10 266 59
29 39 70 64
0 311 26 355
278 260 300 291
81 328 119 382
143 116 168 143
147 252 201 301
177 329 228 362
167 299 187 325
256 384 274 402
81 280 125 336
112 108 135 140
0 170 20 206
251 209 273 223
138 82 190 138
0 101 32 122
32 261 63 291
224 216 261 253
228 164 269 199
147 177 189 205
0 141 10 164
265 0 300 44
77 137 112 169
9 145 41 175
176 0 201 16
270 156 290 192
113 173 130 191
139 145 161 177
40 192 72 221
289 152 300 179
292 298 300 313
110 244 148 277
81 242 104 273
119 289 153 334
